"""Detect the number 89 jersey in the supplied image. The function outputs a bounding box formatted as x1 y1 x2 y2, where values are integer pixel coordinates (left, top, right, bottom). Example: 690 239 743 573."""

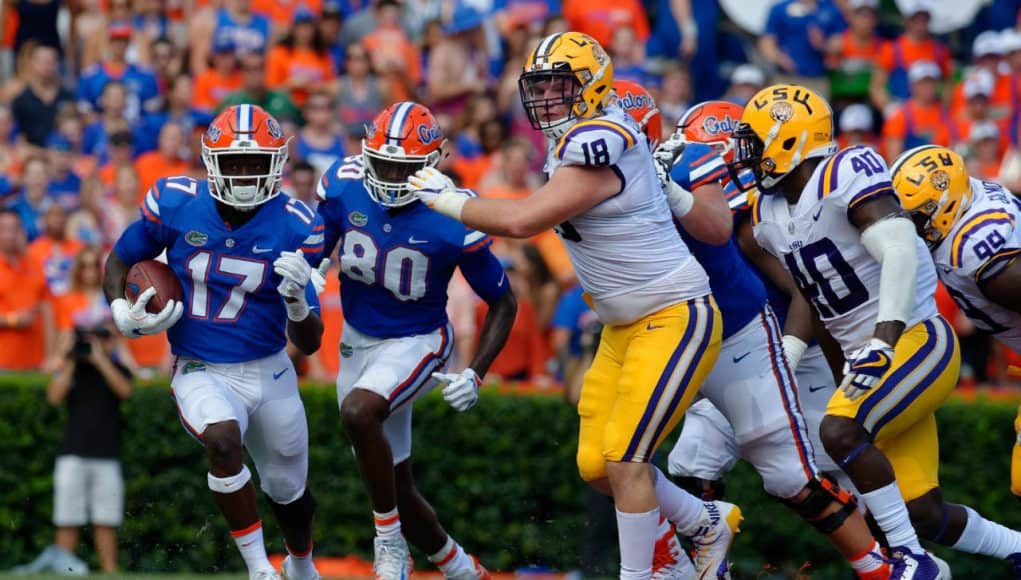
112 176 324 363
752 146 938 354
933 178 1021 349
316 156 506 339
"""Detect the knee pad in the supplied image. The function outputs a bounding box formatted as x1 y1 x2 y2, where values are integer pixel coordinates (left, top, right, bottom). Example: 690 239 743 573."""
671 475 726 501
207 465 252 494
266 487 316 529
577 447 608 483
782 474 857 534
261 469 306 504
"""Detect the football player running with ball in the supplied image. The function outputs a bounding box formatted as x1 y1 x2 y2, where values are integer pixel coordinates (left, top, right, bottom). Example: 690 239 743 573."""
103 105 328 580
407 32 741 580
891 145 1021 575
315 101 517 580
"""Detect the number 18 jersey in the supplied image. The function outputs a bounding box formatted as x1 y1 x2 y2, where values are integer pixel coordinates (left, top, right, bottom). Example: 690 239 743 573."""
752 146 938 354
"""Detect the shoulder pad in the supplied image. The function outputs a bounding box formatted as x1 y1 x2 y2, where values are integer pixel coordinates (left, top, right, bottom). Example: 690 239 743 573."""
316 156 365 202
554 119 638 167
141 176 200 225
816 146 896 211
949 208 1020 280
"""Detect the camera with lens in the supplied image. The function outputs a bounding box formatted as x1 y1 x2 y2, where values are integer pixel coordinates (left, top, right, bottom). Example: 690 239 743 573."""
71 326 112 360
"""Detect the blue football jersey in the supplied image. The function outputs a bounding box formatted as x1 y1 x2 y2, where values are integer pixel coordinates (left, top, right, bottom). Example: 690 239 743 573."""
316 156 509 339
113 176 324 363
670 143 767 339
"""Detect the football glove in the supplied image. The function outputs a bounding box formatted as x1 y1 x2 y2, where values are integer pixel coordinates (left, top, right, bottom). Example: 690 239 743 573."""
274 250 316 321
652 135 695 218
111 287 183 337
310 258 331 295
431 368 482 412
408 168 474 220
839 338 895 401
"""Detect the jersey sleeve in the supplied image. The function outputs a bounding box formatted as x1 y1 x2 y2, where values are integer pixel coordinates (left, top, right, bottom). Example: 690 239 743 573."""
458 242 510 304
316 156 364 258
817 146 898 215
554 120 636 167
112 177 179 264
669 143 728 190
948 209 1021 283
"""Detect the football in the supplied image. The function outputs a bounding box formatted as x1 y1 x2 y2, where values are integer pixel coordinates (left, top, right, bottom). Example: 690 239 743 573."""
125 260 183 314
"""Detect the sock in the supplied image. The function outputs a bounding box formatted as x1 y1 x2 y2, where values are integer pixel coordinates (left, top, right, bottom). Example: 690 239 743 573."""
428 535 475 575
849 540 888 576
373 508 401 538
952 506 1021 558
617 507 660 579
286 541 316 576
860 483 923 553
231 521 274 573
653 467 707 533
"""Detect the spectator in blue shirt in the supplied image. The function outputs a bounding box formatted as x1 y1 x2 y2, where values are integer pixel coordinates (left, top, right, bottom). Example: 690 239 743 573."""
76 22 161 123
550 284 599 405
760 0 846 96
45 134 82 212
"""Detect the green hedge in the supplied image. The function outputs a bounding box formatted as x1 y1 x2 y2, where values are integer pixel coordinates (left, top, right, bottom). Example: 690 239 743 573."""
1 376 1019 578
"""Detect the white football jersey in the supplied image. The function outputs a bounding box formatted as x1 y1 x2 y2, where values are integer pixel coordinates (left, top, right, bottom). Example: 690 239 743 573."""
543 105 710 326
933 178 1021 352
752 145 938 354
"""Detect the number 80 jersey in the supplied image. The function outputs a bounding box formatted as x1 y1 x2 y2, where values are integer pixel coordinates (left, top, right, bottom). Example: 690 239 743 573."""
316 156 506 339
752 146 938 354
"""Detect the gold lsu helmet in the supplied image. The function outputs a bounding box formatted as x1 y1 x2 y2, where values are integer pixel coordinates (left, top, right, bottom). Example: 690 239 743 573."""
890 145 972 247
730 84 837 191
519 31 614 139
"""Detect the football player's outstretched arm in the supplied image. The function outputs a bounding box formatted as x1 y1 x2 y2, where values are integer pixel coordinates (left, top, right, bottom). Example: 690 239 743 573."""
849 194 916 347
414 165 622 238
471 289 517 378
676 181 732 245
979 258 1021 314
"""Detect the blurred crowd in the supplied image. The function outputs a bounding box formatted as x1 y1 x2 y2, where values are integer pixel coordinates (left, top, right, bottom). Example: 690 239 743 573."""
2 0 1021 388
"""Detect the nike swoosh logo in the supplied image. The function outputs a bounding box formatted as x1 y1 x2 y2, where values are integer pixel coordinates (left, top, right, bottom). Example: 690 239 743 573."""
646 323 664 331
273 368 288 380
808 384 830 393
732 352 751 364
498 270 506 286
812 207 823 221
253 246 273 254
409 237 429 244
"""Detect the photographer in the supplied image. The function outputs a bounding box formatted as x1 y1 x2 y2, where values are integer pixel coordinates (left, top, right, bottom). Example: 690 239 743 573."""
16 254 132 574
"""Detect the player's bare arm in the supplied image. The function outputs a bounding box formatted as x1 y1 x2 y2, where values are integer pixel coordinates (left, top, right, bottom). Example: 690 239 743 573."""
681 182 732 245
468 289 517 378
848 194 915 347
980 260 1021 314
285 308 323 355
102 250 132 303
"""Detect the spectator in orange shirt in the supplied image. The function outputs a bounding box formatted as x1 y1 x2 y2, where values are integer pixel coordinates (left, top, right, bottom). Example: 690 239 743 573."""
953 70 1009 157
361 0 421 102
964 121 1004 181
836 102 878 151
265 8 336 108
251 0 323 33
473 258 549 384
0 209 51 371
27 204 86 299
133 122 189 199
478 137 541 199
950 31 1013 123
881 60 954 161
50 248 127 363
562 0 649 48
98 131 136 190
870 0 950 111
192 36 242 115
825 0 882 102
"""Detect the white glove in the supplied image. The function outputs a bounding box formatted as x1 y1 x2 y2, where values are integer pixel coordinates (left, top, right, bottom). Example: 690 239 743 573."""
839 338 895 402
653 135 695 218
274 250 314 321
431 368 482 412
781 335 808 370
408 167 473 220
111 287 183 338
310 258 331 295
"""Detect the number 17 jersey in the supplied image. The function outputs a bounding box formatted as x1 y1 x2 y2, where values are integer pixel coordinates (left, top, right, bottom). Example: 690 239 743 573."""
751 145 938 354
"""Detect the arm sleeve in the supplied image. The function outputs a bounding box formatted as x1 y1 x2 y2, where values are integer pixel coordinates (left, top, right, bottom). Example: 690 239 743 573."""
459 243 510 304
860 216 919 325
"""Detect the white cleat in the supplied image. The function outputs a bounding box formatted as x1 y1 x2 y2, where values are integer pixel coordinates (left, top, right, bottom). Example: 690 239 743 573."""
652 522 696 580
374 535 413 580
251 569 283 580
282 555 322 580
687 501 743 580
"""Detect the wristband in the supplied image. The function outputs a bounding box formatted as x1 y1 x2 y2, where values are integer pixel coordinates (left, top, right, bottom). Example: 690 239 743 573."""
285 298 311 322
666 181 695 218
432 191 470 221
781 334 808 370
681 20 697 38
